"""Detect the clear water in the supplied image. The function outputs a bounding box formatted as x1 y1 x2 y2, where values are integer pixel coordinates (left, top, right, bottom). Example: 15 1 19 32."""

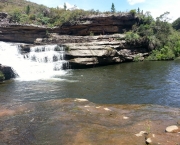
0 41 180 107
0 59 180 108
1 42 180 144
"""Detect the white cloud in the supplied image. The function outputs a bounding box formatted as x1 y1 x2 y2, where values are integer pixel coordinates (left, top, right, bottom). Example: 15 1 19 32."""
127 0 145 5
145 0 180 22
58 2 78 10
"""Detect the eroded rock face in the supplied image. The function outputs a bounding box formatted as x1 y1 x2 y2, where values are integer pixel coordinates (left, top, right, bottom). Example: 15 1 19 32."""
0 13 138 43
58 14 139 35
63 34 149 69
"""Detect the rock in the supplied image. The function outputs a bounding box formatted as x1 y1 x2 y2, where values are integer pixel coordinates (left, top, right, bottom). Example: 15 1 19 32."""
64 36 150 68
58 14 139 36
165 125 179 133
0 64 17 80
146 138 152 144
177 121 180 125
123 116 129 120
135 131 147 137
74 98 88 102
0 13 138 43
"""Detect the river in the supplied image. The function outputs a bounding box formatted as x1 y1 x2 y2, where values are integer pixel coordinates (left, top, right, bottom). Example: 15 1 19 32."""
1 60 180 108
0 42 180 144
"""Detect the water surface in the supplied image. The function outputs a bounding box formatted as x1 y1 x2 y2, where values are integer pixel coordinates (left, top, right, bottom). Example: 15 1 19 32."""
1 60 180 108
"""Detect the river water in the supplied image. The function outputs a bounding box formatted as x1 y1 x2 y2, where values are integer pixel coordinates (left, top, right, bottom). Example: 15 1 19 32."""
1 42 180 144
1 60 180 108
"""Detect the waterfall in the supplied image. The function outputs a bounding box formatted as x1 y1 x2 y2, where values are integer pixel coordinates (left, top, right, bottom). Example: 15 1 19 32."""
0 41 68 81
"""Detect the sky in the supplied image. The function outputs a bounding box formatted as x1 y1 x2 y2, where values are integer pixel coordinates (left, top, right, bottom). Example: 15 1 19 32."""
28 0 180 22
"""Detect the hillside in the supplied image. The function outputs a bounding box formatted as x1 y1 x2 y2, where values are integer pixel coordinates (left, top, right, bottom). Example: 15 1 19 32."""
0 0 47 14
0 0 104 27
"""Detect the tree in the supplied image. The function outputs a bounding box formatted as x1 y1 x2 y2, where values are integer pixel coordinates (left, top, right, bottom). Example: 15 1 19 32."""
26 5 30 15
63 3 67 10
172 17 180 30
137 7 140 14
111 3 115 13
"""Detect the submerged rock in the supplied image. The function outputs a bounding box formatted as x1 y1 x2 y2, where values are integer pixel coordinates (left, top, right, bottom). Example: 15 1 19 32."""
0 98 180 145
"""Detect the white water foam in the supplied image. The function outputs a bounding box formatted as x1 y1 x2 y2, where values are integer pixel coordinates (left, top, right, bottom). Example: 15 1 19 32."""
0 41 68 81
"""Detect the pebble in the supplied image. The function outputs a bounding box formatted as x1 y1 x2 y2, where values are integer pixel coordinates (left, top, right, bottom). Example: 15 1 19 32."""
123 116 129 119
135 131 147 137
104 108 111 111
74 98 88 102
146 138 152 144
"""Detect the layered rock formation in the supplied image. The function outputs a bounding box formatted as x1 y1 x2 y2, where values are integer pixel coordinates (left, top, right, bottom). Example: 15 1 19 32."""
0 12 52 43
0 12 138 43
0 12 150 70
58 13 139 35
63 34 149 68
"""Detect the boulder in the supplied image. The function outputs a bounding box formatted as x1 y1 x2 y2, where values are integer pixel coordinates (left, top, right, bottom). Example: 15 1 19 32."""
165 125 179 133
0 64 17 80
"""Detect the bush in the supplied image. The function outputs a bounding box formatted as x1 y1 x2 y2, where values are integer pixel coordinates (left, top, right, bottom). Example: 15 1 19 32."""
0 71 5 81
125 31 140 42
10 9 21 22
129 9 136 16
20 14 29 24
148 46 175 60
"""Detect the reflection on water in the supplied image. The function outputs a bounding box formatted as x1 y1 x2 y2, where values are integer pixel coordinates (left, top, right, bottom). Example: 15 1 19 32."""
0 60 180 107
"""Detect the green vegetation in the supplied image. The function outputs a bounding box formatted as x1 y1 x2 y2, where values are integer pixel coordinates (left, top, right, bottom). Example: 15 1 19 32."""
111 3 115 13
125 10 180 60
0 71 5 82
89 31 94 36
172 17 180 30
1 0 180 60
0 0 101 26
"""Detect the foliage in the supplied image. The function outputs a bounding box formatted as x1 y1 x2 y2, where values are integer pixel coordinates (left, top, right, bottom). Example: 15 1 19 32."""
172 17 180 30
0 71 5 81
26 5 30 15
111 3 115 13
89 31 94 36
125 31 140 42
64 3 67 10
129 9 136 16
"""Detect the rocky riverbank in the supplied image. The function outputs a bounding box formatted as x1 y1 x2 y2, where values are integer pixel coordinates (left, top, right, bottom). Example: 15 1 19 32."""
0 98 179 145
0 12 151 70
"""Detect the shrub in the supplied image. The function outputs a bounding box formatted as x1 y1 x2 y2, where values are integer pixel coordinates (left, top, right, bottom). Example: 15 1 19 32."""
129 9 136 16
89 31 94 36
125 31 140 42
148 46 175 60
20 14 29 24
10 9 21 22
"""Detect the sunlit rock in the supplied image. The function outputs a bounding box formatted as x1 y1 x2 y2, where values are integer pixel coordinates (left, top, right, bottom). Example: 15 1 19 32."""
165 125 179 133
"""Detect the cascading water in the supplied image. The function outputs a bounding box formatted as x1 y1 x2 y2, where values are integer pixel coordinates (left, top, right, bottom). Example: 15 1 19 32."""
0 41 68 81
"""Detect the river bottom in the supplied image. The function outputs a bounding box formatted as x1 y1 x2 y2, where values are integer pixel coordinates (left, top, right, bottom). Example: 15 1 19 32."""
0 98 179 145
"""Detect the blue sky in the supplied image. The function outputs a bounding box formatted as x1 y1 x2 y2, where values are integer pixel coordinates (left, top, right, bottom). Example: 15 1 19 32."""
28 0 180 21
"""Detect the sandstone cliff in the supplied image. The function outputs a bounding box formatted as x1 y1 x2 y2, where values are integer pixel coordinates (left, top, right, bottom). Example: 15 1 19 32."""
58 13 139 35
0 12 150 70
0 12 138 43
